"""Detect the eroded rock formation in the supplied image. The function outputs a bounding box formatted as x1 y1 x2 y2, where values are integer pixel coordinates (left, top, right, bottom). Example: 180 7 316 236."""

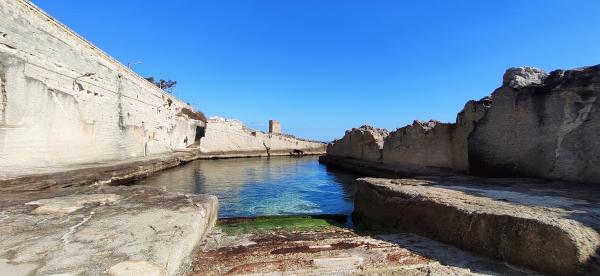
324 64 600 184
382 120 457 174
326 125 389 162
469 65 600 184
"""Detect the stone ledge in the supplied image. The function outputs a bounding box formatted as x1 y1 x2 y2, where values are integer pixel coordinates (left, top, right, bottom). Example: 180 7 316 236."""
0 151 203 192
0 185 218 276
353 177 600 275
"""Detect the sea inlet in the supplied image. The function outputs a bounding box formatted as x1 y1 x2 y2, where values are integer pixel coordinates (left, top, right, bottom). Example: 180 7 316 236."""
135 155 359 218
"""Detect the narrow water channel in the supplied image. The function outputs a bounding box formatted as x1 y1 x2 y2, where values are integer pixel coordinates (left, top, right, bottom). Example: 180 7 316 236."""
136 156 359 218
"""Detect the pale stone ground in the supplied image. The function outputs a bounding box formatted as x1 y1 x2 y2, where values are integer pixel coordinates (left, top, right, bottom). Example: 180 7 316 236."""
0 184 218 276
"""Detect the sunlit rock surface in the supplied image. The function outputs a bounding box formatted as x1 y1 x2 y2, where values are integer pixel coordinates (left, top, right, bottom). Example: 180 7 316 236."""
0 0 204 179
326 125 389 162
382 120 457 174
199 117 326 157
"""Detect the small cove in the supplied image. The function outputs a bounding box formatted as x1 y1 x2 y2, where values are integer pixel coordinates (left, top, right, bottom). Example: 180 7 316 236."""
135 156 359 218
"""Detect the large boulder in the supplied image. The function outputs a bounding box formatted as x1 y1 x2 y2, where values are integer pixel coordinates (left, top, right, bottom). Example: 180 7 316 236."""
468 65 600 184
382 120 457 174
326 125 389 162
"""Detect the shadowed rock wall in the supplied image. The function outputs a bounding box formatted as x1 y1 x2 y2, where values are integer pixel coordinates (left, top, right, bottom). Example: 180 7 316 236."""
0 1 204 178
469 65 600 184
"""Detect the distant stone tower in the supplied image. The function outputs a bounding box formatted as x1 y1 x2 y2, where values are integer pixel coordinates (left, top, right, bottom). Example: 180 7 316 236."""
269 120 281 134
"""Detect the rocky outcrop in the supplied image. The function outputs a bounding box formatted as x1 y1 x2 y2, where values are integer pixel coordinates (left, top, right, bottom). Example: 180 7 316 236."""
382 120 457 174
353 177 600 275
453 97 492 171
326 125 389 162
325 64 600 184
469 65 600 184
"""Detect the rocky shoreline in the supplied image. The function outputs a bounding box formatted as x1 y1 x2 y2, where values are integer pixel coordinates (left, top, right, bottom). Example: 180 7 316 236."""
325 65 600 184
322 64 600 275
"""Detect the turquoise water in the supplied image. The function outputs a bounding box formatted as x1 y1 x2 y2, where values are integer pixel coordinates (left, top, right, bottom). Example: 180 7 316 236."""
136 156 359 218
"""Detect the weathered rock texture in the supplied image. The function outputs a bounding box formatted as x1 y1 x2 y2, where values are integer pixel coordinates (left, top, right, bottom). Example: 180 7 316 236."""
326 125 389 162
193 221 532 275
354 177 600 275
469 65 600 184
382 120 457 174
325 64 600 184
199 118 326 158
0 185 218 276
0 150 204 192
0 1 204 178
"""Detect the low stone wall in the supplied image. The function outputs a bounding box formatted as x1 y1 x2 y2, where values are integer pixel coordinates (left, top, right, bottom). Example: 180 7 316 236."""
324 64 600 184
0 0 204 179
199 118 326 157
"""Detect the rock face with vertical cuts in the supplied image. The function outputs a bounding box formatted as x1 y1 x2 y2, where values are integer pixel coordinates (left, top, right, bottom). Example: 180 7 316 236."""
0 0 204 179
324 65 600 184
468 65 600 184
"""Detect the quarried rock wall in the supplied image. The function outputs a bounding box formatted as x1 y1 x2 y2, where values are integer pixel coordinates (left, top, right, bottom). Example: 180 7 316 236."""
469 65 600 184
325 64 600 184
382 120 457 173
326 125 388 162
0 1 204 178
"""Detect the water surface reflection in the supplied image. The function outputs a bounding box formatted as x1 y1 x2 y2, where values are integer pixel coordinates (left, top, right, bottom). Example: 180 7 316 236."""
136 156 359 218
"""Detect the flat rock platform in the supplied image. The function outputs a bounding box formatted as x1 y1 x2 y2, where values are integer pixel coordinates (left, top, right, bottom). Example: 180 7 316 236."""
0 184 218 276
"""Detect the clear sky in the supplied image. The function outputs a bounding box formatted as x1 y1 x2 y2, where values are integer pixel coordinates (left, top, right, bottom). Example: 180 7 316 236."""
33 0 600 141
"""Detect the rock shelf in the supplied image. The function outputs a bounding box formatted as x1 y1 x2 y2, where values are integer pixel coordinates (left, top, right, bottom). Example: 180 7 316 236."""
0 184 218 275
353 176 600 275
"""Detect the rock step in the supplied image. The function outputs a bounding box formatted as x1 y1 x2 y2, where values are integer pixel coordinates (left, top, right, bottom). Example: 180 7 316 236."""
353 177 600 275
0 186 218 276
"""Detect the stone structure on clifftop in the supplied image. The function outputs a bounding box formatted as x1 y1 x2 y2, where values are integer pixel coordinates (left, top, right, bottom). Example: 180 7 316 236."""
269 119 281 134
323 64 600 184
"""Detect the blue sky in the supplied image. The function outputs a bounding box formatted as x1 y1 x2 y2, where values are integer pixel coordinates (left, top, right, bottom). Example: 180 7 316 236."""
33 0 600 141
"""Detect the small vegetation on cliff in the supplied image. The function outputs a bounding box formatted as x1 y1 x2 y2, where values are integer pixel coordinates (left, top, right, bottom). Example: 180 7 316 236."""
145 76 177 93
